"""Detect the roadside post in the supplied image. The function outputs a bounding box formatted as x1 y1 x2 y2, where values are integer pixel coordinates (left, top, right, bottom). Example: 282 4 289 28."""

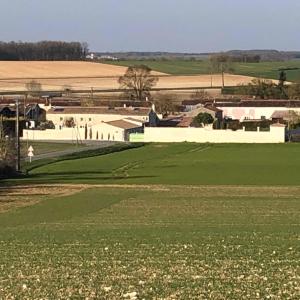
28 145 34 163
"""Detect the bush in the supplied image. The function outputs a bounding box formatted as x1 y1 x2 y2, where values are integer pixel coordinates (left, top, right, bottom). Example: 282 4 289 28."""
0 161 15 179
192 113 214 127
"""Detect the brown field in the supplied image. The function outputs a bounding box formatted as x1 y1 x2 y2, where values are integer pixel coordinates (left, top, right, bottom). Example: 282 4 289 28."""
0 61 272 93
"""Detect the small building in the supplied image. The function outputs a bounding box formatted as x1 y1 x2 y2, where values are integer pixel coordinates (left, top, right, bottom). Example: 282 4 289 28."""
102 119 143 141
22 118 142 142
184 104 223 122
216 100 300 121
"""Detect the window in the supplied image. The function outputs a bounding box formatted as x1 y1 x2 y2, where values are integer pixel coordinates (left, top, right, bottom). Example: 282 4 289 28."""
80 118 83 121
60 117 63 121
89 118 92 121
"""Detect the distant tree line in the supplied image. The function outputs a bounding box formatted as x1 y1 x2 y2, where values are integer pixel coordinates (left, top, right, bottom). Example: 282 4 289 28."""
210 53 260 64
0 41 88 60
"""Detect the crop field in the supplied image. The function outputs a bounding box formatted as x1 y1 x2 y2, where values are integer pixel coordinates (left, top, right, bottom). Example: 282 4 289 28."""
107 60 300 82
0 61 259 93
17 143 300 185
1 143 300 299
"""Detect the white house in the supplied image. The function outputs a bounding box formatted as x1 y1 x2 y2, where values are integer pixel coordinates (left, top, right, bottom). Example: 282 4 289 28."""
215 100 300 121
46 106 159 129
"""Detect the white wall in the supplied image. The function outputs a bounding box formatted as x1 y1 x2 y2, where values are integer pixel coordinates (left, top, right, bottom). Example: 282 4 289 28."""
143 125 285 143
22 123 127 142
219 107 300 121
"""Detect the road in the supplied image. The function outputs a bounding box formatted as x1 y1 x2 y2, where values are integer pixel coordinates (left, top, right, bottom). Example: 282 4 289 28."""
24 141 118 162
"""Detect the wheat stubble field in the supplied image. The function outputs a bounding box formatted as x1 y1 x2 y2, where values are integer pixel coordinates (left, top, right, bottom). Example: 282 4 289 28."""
0 61 259 92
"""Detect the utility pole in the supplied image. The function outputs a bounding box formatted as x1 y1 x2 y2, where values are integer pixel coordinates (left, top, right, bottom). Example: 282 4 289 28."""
90 87 94 99
15 99 20 172
221 63 225 88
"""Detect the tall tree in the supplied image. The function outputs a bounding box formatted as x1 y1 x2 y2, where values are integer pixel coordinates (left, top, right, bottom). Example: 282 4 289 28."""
154 93 177 117
278 70 287 87
25 80 42 97
118 65 158 101
0 41 88 60
209 54 234 88
0 121 15 176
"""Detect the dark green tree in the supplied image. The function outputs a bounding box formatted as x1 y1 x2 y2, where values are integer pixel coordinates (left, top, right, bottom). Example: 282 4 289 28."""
192 112 214 127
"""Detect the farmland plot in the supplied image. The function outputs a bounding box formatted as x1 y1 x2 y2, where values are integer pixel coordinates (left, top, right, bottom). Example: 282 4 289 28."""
0 185 299 299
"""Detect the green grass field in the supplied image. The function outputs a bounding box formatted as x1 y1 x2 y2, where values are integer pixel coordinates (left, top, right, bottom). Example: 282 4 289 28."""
1 143 299 298
16 143 300 185
106 60 300 82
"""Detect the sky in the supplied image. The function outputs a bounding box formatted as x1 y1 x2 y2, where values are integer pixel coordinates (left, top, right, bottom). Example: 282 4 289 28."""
1 0 300 52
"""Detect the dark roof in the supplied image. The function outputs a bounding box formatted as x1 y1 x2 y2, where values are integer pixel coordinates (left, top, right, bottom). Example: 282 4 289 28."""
177 117 193 127
271 110 290 119
182 99 206 106
47 106 151 116
105 120 141 129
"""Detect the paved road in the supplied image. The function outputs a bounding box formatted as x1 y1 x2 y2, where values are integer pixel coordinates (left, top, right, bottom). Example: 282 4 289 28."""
24 141 118 162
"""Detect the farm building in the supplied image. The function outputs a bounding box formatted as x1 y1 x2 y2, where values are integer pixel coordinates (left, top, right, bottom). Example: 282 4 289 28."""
23 118 143 142
184 104 223 121
22 105 159 142
215 100 300 121
182 99 300 122
46 106 160 129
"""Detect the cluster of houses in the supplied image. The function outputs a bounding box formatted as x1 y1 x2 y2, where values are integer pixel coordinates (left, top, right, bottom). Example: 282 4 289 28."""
2 98 300 143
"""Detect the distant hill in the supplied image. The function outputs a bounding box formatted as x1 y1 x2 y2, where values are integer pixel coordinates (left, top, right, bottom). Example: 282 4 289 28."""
95 50 300 62
225 50 300 61
95 51 210 61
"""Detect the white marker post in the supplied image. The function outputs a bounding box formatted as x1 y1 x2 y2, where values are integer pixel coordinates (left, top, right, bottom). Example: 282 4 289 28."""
28 145 34 163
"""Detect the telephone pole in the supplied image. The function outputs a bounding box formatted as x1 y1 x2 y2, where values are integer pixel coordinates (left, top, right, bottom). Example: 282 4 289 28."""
15 99 21 172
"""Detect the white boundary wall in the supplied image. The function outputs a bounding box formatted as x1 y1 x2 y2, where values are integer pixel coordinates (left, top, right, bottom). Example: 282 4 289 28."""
144 125 285 143
22 123 127 142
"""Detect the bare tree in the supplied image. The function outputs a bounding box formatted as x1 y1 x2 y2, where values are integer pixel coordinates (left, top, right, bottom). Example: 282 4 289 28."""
287 111 300 130
209 54 234 88
62 85 73 97
81 98 95 107
154 93 177 117
288 83 300 100
190 89 210 100
118 65 158 101
25 80 42 97
0 121 15 175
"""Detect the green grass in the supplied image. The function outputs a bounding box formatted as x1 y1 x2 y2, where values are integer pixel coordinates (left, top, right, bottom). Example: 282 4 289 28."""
0 186 299 298
106 60 300 82
12 143 300 185
1 143 300 298
21 142 143 174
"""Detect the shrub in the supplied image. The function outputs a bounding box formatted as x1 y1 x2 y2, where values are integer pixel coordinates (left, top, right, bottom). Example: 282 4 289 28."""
192 113 214 127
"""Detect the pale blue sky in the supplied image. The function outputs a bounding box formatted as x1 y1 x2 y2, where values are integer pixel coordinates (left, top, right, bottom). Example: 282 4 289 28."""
1 0 300 52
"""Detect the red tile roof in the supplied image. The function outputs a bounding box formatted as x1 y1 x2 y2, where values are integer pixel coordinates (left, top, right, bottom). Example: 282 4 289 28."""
177 117 193 127
47 106 151 116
